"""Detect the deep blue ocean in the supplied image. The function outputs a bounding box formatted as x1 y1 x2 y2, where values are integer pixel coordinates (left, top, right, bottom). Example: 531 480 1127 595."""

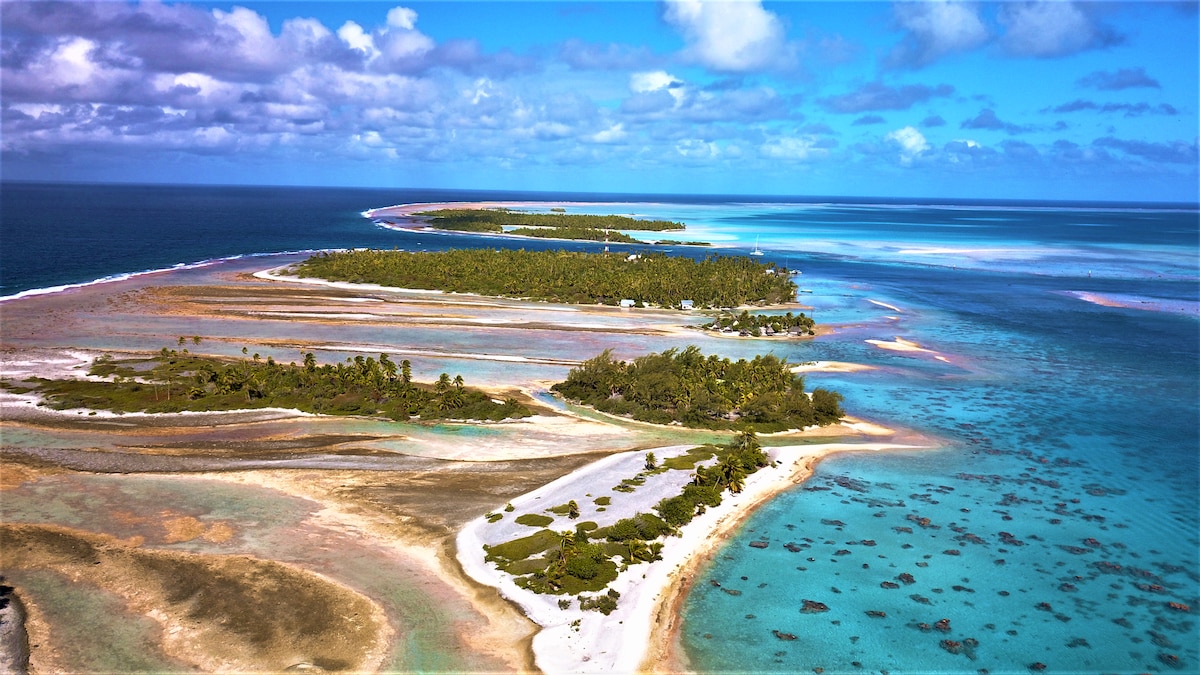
2 182 1197 673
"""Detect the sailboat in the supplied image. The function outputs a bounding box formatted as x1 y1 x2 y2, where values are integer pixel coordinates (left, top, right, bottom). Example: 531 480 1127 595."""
750 235 764 256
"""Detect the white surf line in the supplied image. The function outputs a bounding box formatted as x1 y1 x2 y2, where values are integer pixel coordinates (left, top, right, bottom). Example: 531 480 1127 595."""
867 298 904 313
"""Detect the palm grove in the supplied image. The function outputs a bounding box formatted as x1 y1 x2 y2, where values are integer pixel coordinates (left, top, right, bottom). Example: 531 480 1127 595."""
20 348 527 422
553 346 843 432
294 249 797 309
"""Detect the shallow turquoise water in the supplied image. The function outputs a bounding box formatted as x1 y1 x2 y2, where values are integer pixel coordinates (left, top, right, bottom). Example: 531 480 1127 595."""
676 203 1198 673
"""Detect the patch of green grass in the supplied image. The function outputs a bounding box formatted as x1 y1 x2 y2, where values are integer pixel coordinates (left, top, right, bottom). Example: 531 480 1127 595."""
592 496 611 506
662 445 718 470
483 529 559 564
546 502 575 516
486 513 503 523
514 513 554 528
504 557 551 575
611 475 645 493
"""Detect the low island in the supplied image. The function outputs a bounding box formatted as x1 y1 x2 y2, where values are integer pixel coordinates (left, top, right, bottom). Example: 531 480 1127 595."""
293 247 798 309
376 206 711 246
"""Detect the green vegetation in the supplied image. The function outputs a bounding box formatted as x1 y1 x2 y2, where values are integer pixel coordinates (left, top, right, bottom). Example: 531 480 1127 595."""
482 433 776 606
704 309 816 337
515 514 554 528
415 208 685 233
507 226 642 244
412 207 694 243
660 446 718 471
546 500 581 519
579 590 620 615
551 346 844 432
19 349 529 422
293 249 797 309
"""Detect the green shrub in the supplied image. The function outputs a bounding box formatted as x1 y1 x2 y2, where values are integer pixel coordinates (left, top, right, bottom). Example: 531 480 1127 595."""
656 495 696 527
580 594 618 615
682 483 723 508
566 555 601 580
632 513 671 539
514 513 554 527
605 518 642 542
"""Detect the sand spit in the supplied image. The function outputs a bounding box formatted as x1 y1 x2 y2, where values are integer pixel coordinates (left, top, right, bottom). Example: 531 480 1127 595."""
458 439 927 674
1063 290 1200 316
791 360 876 374
254 267 447 296
865 336 930 353
866 336 956 364
867 299 904 313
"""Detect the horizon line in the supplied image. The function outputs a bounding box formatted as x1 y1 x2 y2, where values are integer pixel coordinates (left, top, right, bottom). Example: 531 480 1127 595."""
2 178 1197 211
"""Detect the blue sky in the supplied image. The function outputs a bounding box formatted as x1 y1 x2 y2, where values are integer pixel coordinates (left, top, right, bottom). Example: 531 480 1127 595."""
2 1 1197 202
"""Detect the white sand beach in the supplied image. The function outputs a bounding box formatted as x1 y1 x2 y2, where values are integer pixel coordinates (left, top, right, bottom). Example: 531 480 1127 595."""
457 438 927 674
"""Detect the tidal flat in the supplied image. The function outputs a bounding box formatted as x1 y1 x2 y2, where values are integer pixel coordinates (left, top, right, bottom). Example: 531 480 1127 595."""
0 251 898 672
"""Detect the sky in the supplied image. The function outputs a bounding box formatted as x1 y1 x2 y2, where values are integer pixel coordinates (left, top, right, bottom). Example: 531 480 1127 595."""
2 1 1197 202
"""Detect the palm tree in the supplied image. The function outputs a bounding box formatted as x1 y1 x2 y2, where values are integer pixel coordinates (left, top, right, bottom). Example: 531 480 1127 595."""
551 530 577 577
435 373 452 395
734 429 760 453
692 464 717 487
716 458 745 493
626 539 651 563
380 353 397 381
727 471 746 494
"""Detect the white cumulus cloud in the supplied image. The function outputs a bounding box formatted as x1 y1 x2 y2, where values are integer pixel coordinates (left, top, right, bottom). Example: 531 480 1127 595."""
386 7 419 30
590 124 627 144
338 21 378 58
630 70 681 93
761 135 824 161
676 139 720 158
663 0 792 72
886 126 930 164
888 0 989 68
999 2 1121 58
